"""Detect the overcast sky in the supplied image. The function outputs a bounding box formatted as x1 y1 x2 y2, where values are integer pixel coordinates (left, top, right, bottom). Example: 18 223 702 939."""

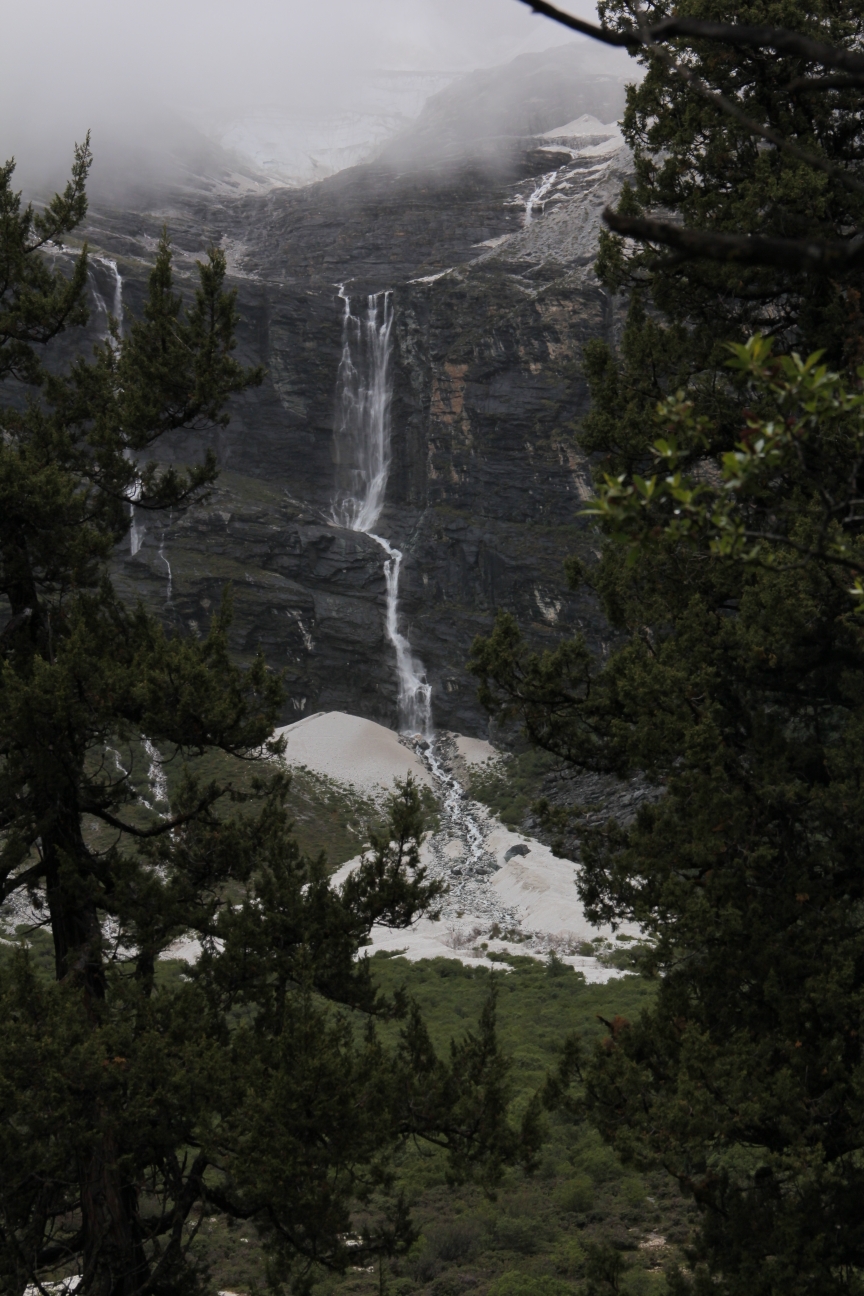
3 0 604 181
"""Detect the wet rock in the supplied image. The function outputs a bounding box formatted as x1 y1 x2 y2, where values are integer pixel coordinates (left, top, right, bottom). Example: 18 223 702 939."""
504 844 531 862
81 59 632 735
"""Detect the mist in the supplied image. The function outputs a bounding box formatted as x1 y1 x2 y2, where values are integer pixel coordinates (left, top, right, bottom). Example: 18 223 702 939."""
2 0 622 194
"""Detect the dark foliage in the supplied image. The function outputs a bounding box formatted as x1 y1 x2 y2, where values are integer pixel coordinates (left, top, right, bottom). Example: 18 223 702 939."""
0 151 536 1296
470 6 864 1295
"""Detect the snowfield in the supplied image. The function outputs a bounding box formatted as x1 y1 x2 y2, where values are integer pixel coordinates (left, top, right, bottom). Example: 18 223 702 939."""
280 711 639 981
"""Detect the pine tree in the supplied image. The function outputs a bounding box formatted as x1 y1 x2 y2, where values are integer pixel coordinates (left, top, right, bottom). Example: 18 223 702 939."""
581 0 864 477
471 6 864 1293
0 149 536 1296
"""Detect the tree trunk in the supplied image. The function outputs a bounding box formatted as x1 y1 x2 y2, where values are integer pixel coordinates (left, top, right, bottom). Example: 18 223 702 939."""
43 806 106 999
80 1124 150 1296
44 800 149 1292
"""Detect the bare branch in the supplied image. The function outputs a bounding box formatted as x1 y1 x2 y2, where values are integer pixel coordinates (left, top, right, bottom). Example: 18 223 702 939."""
81 793 222 839
2 860 46 904
603 208 864 271
519 3 864 202
516 1 864 79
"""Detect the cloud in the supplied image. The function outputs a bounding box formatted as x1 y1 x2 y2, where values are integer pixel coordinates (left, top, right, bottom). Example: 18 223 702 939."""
2 0 624 191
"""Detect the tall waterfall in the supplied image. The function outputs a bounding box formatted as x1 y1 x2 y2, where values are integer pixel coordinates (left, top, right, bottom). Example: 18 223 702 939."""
91 255 124 337
331 289 393 532
330 288 432 736
92 257 145 557
376 534 432 736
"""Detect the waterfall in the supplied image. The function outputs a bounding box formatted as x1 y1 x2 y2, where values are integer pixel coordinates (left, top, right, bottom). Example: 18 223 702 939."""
91 257 144 557
374 535 432 736
158 536 173 608
524 169 559 225
90 255 124 341
330 289 393 532
128 500 145 559
142 737 170 816
330 288 432 736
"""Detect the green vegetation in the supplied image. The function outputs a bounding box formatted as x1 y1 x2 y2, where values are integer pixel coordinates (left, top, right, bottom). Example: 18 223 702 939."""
469 6 864 1296
186 955 695 1296
0 152 535 1296
467 748 557 828
7 8 864 1296
0 922 688 1296
159 742 380 868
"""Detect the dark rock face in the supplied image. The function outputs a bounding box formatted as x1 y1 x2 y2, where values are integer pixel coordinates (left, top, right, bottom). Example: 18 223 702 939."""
77 46 632 736
112 479 398 725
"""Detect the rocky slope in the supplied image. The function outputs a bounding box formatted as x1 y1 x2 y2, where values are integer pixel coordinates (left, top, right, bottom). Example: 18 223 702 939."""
75 42 633 736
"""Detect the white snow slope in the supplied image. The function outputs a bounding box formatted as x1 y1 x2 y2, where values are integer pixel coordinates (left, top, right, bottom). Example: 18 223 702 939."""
282 712 639 982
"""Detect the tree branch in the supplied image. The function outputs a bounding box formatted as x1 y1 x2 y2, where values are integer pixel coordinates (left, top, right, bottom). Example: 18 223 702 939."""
81 793 222 839
2 860 46 903
602 208 864 271
516 2 864 79
637 30 864 200
519 5 864 200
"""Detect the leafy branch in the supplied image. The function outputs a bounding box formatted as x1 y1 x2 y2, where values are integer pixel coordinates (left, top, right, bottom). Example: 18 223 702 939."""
583 335 864 596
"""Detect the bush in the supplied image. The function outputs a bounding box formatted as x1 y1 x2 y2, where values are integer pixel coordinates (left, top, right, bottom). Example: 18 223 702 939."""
555 1174 594 1214
410 1219 483 1281
621 1271 668 1296
430 1220 482 1264
497 1218 539 1256
488 1273 574 1296
552 1236 587 1276
431 1276 479 1296
410 1248 442 1284
468 748 557 827
577 1143 625 1185
620 1177 646 1207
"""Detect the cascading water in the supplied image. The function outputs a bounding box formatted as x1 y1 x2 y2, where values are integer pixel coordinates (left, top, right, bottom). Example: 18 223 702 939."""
331 288 393 532
376 536 432 736
158 537 173 608
91 262 170 822
91 255 124 335
524 169 559 225
90 257 145 556
142 737 170 815
330 287 432 735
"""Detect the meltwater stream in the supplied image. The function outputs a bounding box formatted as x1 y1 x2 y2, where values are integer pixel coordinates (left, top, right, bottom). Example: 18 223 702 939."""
330 288 432 735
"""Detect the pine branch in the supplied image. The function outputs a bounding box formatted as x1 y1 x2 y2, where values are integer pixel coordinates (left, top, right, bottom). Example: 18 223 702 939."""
519 3 864 201
602 208 864 271
1 860 45 903
516 1 864 79
81 792 223 839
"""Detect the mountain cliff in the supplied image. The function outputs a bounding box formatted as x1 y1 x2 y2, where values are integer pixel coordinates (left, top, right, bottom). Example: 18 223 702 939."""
75 42 631 736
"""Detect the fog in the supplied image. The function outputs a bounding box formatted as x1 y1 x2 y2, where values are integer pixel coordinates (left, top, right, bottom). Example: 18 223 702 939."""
2 0 617 192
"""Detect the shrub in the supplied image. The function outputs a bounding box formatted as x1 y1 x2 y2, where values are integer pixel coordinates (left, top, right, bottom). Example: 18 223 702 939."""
488 1273 574 1296
620 1177 646 1207
492 1215 543 1256
552 1236 587 1276
430 1221 482 1264
555 1174 594 1214
431 1276 479 1296
411 1219 483 1280
577 1143 625 1185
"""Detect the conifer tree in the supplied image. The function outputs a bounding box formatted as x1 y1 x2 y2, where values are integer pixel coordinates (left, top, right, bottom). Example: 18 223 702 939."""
473 5 864 1293
0 147 536 1296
